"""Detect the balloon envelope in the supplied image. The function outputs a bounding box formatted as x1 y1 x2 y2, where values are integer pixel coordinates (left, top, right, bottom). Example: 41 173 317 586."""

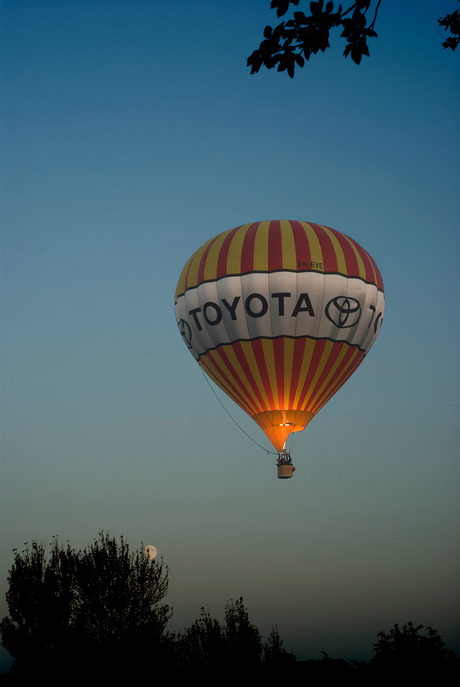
175 221 384 452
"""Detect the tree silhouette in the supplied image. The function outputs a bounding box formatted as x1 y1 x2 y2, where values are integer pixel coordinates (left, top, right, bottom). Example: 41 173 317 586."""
5 536 457 682
263 625 296 665
173 607 226 673
0 533 171 679
0 539 76 679
170 597 293 677
248 1 459 77
365 622 460 685
224 597 263 669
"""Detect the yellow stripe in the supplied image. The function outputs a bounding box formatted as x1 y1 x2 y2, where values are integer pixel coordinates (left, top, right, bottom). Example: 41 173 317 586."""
313 348 361 412
364 248 379 286
341 233 367 281
203 231 228 282
239 341 271 410
175 255 193 302
302 223 324 270
261 339 278 407
200 353 254 416
199 356 231 397
292 339 316 408
199 357 238 406
253 220 270 271
283 337 295 408
301 340 334 411
320 224 347 275
308 343 349 408
208 349 255 412
226 224 249 275
281 220 297 270
186 239 213 289
224 346 264 414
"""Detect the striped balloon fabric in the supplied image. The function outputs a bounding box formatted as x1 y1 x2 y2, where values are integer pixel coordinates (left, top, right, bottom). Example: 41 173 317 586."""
175 221 384 452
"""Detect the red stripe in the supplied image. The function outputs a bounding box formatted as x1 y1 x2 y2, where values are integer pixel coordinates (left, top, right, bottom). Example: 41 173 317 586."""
288 338 308 407
306 343 344 406
329 227 360 278
240 223 259 274
358 244 384 290
216 347 259 416
344 234 383 289
268 220 283 272
359 250 376 285
374 261 384 291
297 339 328 410
333 348 364 390
204 350 256 415
313 349 364 413
291 221 312 270
251 339 276 409
312 346 359 411
346 236 376 284
273 337 285 408
216 225 242 279
197 235 219 285
183 262 192 292
310 223 339 273
233 342 267 411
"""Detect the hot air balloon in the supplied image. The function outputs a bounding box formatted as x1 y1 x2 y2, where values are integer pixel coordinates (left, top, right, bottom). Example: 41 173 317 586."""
175 221 384 479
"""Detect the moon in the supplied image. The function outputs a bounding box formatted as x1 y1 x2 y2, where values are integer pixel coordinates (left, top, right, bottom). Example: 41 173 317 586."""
144 545 157 560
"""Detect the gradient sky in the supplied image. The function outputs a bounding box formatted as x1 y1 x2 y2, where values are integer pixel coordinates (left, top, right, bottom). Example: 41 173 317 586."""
1 0 459 671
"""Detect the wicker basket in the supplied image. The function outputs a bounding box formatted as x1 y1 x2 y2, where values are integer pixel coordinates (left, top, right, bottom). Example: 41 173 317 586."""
277 464 294 479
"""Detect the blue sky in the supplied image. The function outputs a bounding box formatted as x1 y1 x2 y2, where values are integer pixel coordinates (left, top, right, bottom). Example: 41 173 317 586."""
1 0 459 670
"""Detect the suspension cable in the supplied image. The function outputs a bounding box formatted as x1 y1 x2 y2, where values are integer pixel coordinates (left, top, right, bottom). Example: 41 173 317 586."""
199 367 278 455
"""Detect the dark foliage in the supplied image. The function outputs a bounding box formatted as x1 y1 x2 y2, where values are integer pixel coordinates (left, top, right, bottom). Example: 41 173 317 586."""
264 624 297 666
170 598 295 675
248 1 459 77
0 540 76 679
0 538 295 681
372 622 459 682
439 2 460 51
0 534 171 680
173 607 227 672
2 538 458 683
248 0 381 76
353 622 460 685
224 597 263 667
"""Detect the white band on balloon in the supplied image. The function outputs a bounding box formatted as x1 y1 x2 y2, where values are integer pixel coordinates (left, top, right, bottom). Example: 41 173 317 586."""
176 272 384 361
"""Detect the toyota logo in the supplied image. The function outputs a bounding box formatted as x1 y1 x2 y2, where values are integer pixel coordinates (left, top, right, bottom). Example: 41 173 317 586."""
325 296 361 328
178 318 192 348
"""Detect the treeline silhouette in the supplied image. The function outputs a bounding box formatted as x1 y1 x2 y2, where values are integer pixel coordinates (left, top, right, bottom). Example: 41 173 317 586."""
1 534 458 684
